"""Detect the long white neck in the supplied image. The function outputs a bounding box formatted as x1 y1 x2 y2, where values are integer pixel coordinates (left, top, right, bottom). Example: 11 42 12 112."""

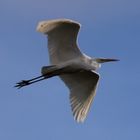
83 54 101 71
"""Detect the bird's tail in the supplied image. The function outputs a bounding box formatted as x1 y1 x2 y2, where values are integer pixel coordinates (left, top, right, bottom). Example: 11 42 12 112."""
41 65 58 75
41 65 73 77
41 63 81 77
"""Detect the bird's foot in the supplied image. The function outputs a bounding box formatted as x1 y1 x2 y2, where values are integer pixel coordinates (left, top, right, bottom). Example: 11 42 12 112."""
14 80 30 89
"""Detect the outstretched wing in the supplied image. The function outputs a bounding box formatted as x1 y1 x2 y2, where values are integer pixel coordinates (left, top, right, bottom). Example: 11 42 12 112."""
37 19 83 64
60 70 99 123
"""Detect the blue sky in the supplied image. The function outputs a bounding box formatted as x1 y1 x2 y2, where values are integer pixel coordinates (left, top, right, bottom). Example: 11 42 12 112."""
0 0 140 139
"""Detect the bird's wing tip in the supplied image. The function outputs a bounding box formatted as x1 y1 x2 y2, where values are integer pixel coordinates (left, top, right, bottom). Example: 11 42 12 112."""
36 18 81 34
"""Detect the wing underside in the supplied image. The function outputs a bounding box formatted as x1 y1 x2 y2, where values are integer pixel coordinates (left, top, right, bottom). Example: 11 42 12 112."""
45 19 83 64
60 70 99 122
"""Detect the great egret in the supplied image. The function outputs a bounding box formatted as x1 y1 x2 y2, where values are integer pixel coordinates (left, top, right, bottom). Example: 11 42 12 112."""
15 19 119 123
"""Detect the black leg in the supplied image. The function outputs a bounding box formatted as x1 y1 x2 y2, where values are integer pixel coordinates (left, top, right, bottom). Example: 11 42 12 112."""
15 75 45 89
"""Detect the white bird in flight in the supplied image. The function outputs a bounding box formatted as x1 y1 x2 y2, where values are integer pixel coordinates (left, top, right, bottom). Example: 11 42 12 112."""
15 19 119 123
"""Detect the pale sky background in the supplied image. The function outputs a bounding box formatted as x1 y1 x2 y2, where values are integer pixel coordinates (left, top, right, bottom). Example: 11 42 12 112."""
0 0 140 140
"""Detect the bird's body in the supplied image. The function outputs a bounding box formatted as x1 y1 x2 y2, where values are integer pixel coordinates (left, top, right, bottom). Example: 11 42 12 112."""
15 19 118 122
